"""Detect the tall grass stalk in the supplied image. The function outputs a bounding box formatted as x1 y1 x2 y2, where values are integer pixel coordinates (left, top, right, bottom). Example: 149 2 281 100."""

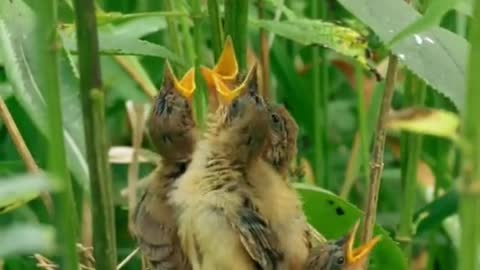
72 0 117 268
355 64 370 192
164 0 183 73
311 0 329 187
459 1 480 270
258 0 271 98
361 55 399 246
191 0 207 124
224 0 249 70
34 0 79 268
207 0 224 60
398 73 425 260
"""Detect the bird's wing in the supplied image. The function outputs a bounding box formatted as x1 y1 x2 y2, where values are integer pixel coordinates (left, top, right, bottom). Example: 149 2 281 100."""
229 200 281 270
134 190 189 270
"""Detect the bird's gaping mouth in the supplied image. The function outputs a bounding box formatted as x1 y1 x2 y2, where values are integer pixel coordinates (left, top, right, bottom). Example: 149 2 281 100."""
344 221 382 266
214 63 257 105
200 36 238 90
165 61 196 99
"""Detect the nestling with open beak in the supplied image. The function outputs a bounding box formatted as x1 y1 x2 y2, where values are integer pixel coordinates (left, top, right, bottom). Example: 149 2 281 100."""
246 108 310 270
304 221 381 270
201 37 239 111
170 64 283 270
202 45 312 269
134 61 196 270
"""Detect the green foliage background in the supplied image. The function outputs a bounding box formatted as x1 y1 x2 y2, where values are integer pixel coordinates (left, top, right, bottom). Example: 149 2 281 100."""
0 0 479 269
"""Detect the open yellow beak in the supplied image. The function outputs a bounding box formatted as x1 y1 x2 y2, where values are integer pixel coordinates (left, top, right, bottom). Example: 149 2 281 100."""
201 36 239 90
344 221 382 267
165 61 196 100
214 62 256 105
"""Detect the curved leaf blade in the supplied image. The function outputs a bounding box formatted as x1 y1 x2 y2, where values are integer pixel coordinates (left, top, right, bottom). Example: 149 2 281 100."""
252 19 370 68
414 190 459 235
59 24 185 66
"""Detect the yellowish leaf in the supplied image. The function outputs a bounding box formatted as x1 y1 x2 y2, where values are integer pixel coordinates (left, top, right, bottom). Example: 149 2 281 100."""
386 108 460 140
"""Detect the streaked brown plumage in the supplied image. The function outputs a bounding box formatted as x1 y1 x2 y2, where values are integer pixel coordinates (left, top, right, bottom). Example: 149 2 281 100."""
170 64 282 270
202 44 310 269
246 105 310 270
304 221 381 270
134 62 196 270
262 105 299 180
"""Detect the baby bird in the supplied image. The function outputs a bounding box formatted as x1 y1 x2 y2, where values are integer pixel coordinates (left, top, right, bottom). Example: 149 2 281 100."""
134 61 196 270
170 64 282 270
204 55 310 269
263 105 299 180
247 110 310 270
304 221 381 270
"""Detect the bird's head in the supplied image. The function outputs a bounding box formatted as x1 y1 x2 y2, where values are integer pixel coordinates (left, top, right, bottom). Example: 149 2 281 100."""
324 221 381 270
262 105 298 178
211 63 269 163
148 61 197 162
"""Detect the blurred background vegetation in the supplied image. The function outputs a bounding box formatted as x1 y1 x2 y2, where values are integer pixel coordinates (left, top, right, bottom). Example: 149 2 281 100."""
0 0 479 269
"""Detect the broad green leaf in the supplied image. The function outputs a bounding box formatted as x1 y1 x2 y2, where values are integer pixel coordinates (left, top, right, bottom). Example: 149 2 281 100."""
295 184 407 270
0 0 89 189
389 0 458 46
337 0 468 113
0 224 55 257
414 190 459 235
0 173 57 214
386 108 460 140
59 24 185 66
251 19 370 69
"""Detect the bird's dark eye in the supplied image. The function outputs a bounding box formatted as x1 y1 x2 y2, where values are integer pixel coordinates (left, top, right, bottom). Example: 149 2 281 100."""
336 256 345 265
162 135 172 144
253 95 262 105
232 100 238 109
229 100 240 116
271 114 280 124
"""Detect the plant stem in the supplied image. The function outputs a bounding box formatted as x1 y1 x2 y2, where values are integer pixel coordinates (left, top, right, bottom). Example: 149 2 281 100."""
258 0 271 99
164 0 183 73
361 55 398 247
126 103 145 234
459 1 480 270
190 0 207 125
311 0 329 187
34 0 79 268
73 0 117 268
397 73 426 260
207 0 224 60
355 64 370 192
224 0 249 71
